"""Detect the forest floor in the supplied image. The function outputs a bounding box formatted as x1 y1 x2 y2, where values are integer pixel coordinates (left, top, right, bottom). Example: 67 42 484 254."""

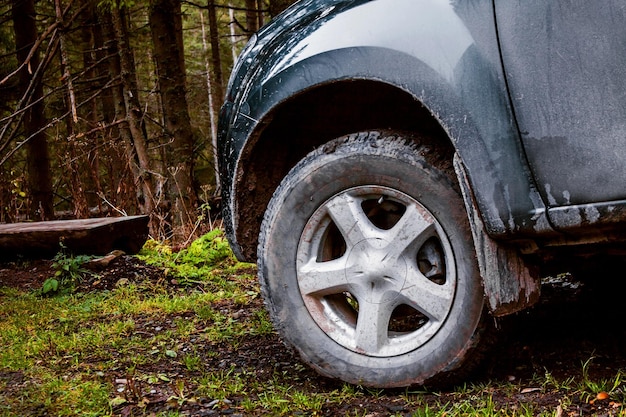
2 254 626 416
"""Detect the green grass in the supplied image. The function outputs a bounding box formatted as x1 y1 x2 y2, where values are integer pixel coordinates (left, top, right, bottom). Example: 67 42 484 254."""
1 229 626 416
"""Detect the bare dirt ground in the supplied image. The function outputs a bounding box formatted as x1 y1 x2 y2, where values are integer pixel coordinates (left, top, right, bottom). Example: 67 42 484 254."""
2 256 626 416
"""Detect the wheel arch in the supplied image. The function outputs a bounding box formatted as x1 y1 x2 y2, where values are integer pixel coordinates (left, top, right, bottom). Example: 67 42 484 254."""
224 44 554 258
232 79 455 261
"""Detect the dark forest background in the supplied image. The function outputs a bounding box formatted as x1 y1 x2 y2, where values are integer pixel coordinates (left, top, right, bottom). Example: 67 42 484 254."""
0 0 297 242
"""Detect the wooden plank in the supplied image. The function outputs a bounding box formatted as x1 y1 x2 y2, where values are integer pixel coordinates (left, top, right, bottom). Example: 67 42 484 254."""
0 215 150 259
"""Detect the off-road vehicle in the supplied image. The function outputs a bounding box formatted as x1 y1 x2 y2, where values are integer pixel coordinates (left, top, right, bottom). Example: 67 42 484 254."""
217 0 626 388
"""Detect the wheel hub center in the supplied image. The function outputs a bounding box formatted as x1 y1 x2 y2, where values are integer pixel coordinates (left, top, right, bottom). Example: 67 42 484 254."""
346 238 407 304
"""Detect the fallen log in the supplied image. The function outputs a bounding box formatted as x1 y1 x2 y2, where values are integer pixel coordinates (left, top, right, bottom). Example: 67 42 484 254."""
0 215 149 259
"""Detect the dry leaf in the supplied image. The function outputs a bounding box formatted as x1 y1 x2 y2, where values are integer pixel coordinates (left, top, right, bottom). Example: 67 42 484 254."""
555 404 563 417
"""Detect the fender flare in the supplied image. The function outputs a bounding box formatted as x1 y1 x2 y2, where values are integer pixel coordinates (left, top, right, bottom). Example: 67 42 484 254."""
232 45 551 237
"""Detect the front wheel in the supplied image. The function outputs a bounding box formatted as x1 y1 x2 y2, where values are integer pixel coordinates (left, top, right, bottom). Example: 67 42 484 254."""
258 131 489 388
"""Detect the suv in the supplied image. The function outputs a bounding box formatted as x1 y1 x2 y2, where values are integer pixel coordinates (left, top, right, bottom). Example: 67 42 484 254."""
217 0 626 388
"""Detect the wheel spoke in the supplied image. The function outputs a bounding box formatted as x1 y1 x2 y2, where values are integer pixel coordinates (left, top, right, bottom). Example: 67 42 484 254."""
298 257 350 296
384 203 437 257
399 266 454 322
354 297 393 354
325 192 379 247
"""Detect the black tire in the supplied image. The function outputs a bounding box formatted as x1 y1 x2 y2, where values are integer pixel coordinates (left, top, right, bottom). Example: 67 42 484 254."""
258 131 489 388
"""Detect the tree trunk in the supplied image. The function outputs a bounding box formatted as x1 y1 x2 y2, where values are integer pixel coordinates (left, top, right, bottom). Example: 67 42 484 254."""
80 2 106 215
245 0 258 35
256 0 264 29
109 5 156 226
207 0 224 104
56 0 90 218
268 0 295 17
149 0 198 240
94 10 137 216
12 0 54 220
200 9 220 192
227 3 239 62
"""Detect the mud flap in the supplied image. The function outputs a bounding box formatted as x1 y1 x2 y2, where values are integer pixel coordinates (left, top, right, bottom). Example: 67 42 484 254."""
453 154 540 316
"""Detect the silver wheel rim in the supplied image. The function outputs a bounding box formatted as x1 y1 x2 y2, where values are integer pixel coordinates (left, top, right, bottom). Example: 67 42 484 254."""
296 186 457 357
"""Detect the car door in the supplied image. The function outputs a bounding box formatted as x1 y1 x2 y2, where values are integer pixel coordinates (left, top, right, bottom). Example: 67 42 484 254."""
494 1 626 221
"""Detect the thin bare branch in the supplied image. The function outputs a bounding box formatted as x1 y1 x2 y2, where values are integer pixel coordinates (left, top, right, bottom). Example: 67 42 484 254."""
183 0 269 13
0 28 61 158
0 21 60 86
0 0 86 86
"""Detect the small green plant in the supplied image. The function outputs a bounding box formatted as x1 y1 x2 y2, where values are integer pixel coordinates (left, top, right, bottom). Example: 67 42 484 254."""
181 352 202 371
169 380 192 406
42 243 94 294
542 368 575 391
578 356 624 402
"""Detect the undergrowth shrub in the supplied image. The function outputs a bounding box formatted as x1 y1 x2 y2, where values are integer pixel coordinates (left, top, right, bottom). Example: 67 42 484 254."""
138 229 246 282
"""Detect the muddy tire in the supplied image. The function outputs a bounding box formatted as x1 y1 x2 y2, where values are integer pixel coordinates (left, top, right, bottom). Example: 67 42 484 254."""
258 131 489 388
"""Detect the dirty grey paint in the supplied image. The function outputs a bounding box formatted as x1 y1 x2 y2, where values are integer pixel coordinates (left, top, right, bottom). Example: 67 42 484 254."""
496 1 626 215
219 0 554 258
